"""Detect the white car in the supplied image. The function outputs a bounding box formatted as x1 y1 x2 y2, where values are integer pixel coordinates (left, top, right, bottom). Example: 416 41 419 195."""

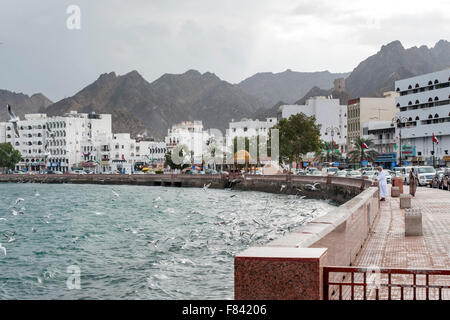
415 166 436 187
309 170 323 176
325 167 339 175
72 170 86 175
334 170 347 177
346 170 362 178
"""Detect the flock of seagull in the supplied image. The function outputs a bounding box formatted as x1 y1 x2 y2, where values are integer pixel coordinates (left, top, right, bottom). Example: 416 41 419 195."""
0 189 45 257
1 165 323 264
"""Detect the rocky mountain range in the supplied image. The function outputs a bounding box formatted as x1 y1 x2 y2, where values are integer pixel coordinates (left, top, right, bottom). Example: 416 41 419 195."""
43 69 264 138
0 90 52 122
236 70 350 108
346 40 450 98
3 40 450 139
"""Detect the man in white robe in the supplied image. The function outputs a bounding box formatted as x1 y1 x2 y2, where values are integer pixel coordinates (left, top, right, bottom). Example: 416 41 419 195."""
376 166 388 201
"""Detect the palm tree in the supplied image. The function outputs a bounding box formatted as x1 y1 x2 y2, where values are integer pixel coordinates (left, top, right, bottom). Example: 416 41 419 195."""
348 137 378 165
314 140 341 163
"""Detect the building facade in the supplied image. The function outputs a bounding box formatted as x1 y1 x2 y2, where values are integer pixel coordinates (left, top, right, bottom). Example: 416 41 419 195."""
279 96 348 153
227 117 277 142
0 110 167 173
347 91 398 150
362 120 397 168
394 69 450 166
165 121 211 165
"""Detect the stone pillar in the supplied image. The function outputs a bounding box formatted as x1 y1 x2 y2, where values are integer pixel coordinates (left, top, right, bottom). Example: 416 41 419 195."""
392 177 404 194
235 247 327 300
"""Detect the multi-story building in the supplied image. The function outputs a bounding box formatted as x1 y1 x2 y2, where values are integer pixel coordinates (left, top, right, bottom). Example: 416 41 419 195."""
1 111 113 172
394 69 450 166
3 113 47 172
227 117 277 142
278 96 348 153
347 91 398 150
0 110 170 173
165 121 210 165
362 120 397 168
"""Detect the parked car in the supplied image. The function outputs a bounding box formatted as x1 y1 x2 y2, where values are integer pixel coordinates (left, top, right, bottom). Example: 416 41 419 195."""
205 169 218 175
334 170 347 177
415 166 436 187
346 170 362 178
440 168 450 191
325 167 339 175
72 170 86 175
432 171 444 188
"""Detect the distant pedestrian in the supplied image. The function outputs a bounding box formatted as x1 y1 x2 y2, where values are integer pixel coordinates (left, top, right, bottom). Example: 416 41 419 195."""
409 168 418 197
376 166 388 201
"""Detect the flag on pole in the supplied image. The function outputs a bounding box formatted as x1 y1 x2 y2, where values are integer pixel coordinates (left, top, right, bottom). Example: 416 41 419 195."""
362 142 369 149
432 133 439 144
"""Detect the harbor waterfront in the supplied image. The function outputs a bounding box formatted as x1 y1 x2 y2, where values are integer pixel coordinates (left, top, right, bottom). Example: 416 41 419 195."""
0 182 336 299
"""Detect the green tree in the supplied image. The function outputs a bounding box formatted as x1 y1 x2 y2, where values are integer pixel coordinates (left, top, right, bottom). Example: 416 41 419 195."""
314 140 341 163
0 143 22 173
272 113 322 166
348 137 378 164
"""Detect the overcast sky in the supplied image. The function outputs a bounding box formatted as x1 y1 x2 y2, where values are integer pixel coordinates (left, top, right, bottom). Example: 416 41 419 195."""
1 0 450 101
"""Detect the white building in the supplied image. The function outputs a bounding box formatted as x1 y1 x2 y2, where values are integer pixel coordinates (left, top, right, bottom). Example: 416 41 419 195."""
278 96 348 153
227 117 277 142
136 140 166 164
165 121 211 165
394 69 450 166
3 113 47 172
362 120 397 168
1 111 113 172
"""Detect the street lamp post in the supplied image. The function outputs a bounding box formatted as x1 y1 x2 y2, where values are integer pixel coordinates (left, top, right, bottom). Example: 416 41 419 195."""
325 126 340 164
392 115 408 166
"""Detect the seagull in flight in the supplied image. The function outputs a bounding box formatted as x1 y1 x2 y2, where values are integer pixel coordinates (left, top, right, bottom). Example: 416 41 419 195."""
6 104 20 138
3 232 16 243
203 182 212 190
305 183 321 191
280 184 287 192
112 189 120 198
11 209 24 215
14 198 25 206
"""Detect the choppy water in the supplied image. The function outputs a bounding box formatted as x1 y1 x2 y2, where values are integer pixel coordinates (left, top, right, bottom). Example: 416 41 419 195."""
0 183 335 299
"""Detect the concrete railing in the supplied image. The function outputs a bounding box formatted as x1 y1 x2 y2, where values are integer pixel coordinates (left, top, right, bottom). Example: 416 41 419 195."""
234 186 380 300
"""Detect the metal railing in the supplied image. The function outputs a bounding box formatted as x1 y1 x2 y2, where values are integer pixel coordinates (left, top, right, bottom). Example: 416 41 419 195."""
323 266 450 300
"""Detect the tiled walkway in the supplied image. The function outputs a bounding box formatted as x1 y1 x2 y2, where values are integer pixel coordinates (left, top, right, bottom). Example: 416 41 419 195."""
329 186 450 300
355 185 449 269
